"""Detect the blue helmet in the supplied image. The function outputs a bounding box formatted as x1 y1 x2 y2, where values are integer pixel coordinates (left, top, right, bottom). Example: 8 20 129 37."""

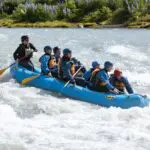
104 61 113 69
63 48 72 55
44 46 52 54
92 61 100 68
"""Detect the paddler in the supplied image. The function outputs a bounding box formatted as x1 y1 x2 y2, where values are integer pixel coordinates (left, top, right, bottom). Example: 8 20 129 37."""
71 57 87 77
84 61 100 82
90 61 119 94
110 68 134 94
39 46 58 78
58 48 87 87
53 46 61 64
13 35 38 71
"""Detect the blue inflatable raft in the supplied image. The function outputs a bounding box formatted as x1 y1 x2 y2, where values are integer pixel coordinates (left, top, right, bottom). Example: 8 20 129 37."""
10 65 150 109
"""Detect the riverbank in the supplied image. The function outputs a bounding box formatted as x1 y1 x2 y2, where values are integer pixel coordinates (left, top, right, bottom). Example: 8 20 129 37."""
0 19 149 28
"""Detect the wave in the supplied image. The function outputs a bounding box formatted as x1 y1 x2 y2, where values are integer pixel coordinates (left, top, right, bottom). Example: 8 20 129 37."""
106 45 148 62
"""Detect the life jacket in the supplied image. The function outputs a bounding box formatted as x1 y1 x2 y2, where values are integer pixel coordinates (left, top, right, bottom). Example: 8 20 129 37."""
25 47 33 58
90 68 100 86
70 63 75 75
114 79 125 91
91 69 108 87
55 55 61 64
48 56 57 69
58 57 75 78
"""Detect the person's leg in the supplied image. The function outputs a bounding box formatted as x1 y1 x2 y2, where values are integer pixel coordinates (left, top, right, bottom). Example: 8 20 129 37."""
19 60 34 71
51 71 58 78
94 85 106 93
74 77 87 87
28 60 34 71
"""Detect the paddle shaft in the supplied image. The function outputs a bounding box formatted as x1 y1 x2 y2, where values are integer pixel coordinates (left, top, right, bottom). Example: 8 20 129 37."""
64 66 82 87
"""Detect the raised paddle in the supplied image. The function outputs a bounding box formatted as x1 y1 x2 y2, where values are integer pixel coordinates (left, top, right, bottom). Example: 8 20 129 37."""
64 66 83 88
21 75 41 85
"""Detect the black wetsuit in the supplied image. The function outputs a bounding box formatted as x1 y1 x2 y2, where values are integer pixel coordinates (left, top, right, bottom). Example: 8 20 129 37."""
13 43 37 71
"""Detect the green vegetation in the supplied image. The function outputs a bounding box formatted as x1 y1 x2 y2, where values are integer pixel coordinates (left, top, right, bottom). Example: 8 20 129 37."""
0 0 149 28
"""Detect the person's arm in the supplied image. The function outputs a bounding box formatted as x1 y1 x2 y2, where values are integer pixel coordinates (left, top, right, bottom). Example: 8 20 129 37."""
109 75 114 86
123 77 134 94
99 72 114 90
13 45 25 60
41 56 51 75
83 70 90 81
29 43 38 52
66 62 73 79
51 66 58 73
13 47 20 60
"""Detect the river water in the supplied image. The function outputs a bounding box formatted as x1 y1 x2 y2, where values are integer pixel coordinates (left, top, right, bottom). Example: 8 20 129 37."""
0 28 150 150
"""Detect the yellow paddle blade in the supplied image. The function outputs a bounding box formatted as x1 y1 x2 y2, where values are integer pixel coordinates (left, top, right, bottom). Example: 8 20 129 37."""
21 75 40 85
0 67 8 76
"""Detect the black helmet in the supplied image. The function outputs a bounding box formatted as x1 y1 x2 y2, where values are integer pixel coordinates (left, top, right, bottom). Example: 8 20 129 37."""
104 61 113 69
21 35 29 42
53 46 60 54
71 57 81 65
63 48 71 55
44 46 52 54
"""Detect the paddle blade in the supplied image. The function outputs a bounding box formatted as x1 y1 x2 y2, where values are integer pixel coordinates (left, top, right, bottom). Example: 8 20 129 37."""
0 68 8 76
21 75 40 85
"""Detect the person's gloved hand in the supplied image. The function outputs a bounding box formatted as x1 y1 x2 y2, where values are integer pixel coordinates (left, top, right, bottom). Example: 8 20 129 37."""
70 78 76 85
48 72 52 77
81 66 86 73
113 88 119 94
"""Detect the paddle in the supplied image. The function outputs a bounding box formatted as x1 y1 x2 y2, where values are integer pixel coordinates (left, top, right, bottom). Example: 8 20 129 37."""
0 56 27 76
0 62 18 76
21 75 41 85
64 66 82 88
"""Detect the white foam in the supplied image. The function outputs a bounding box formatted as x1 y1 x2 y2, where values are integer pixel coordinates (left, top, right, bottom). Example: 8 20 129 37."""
106 45 148 62
0 28 150 150
124 71 150 85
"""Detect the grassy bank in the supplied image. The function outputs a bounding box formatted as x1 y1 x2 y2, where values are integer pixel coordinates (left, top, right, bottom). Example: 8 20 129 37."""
0 19 99 28
0 18 149 28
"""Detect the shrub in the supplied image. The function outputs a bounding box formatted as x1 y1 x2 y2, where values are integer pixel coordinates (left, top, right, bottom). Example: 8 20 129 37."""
12 4 56 22
83 7 112 22
3 0 25 14
111 8 131 24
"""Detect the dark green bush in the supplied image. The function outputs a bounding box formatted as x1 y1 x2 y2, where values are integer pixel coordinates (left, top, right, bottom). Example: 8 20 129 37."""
111 8 131 24
83 7 112 22
3 0 25 14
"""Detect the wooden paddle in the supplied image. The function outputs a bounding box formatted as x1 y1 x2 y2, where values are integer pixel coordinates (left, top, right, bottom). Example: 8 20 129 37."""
21 75 41 85
64 66 82 88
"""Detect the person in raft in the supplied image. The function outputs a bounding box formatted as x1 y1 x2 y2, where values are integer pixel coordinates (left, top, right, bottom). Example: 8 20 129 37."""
39 46 58 78
58 48 87 87
13 35 38 71
84 61 100 82
71 57 87 77
90 61 119 94
110 68 134 94
53 46 61 64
